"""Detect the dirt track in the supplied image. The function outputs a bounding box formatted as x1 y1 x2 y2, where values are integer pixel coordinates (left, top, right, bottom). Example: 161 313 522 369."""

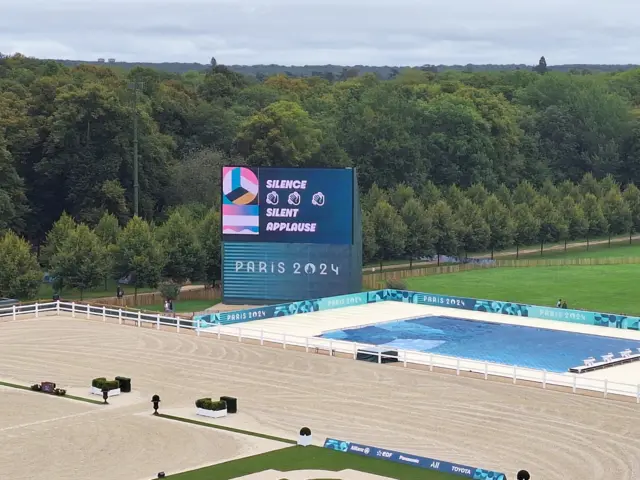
1 315 640 480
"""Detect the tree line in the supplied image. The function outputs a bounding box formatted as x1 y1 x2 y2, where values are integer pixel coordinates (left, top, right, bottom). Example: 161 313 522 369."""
3 54 640 246
2 172 639 300
362 174 640 266
0 209 220 300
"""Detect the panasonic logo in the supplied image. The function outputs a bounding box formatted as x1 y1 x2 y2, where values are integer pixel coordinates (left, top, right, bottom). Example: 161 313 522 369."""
399 455 419 464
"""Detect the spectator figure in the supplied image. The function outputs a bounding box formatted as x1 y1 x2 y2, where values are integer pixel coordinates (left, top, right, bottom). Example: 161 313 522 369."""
556 299 562 308
561 300 568 309
169 299 174 312
116 286 124 299
164 299 170 313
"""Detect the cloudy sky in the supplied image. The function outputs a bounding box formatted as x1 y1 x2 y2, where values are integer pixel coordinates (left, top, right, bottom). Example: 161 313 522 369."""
3 0 640 65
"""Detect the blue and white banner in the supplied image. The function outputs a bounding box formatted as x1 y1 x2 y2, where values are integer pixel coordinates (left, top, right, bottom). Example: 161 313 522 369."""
323 438 505 480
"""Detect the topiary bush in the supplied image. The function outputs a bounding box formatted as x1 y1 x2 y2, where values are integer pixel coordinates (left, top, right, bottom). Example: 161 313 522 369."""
31 384 41 391
195 398 227 411
54 388 66 396
299 427 311 436
102 380 120 391
92 377 107 389
385 278 407 290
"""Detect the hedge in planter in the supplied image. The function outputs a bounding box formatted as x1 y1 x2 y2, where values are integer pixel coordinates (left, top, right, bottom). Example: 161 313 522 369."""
195 398 227 411
92 378 120 391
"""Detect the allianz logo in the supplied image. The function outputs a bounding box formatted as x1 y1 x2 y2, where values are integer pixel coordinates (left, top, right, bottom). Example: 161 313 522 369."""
349 445 370 454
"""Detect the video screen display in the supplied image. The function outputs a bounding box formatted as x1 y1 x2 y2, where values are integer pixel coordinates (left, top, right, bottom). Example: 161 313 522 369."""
222 242 358 303
221 166 354 245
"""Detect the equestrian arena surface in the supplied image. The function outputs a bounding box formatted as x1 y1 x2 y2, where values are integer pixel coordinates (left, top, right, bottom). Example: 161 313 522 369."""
1 313 639 480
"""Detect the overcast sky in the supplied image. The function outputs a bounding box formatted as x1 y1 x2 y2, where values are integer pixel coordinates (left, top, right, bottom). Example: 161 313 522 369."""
3 0 640 65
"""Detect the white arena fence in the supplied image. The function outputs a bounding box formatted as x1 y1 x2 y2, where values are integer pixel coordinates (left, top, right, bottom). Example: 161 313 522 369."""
2 300 640 403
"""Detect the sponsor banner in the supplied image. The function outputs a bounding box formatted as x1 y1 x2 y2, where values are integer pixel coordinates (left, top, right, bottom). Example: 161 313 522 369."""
195 290 383 328
323 438 505 480
384 289 640 331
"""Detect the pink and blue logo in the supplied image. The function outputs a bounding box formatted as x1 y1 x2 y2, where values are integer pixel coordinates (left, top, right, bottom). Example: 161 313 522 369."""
222 167 259 235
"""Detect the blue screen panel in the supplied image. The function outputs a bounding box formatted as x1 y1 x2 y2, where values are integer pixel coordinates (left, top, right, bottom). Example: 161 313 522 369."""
223 242 357 303
222 166 354 245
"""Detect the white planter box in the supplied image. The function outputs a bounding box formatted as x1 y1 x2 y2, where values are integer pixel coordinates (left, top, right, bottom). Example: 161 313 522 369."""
197 407 227 418
90 386 121 396
298 435 312 446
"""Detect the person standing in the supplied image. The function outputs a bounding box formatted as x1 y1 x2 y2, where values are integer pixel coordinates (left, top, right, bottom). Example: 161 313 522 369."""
556 299 562 308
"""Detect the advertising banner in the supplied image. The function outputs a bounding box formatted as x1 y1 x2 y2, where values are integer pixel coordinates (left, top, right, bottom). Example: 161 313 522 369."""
221 166 354 245
323 438 505 480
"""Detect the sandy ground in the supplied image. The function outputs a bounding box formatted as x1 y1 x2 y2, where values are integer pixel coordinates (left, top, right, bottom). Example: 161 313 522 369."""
1 315 640 480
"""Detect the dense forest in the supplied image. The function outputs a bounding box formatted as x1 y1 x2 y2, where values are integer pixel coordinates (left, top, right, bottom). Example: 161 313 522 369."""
55 59 640 76
2 53 640 299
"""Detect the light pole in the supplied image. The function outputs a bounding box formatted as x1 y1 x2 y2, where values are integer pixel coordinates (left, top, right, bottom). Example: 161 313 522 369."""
128 81 144 217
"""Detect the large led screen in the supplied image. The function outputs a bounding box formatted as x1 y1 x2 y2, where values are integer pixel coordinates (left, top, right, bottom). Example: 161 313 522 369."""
222 242 360 303
221 166 354 245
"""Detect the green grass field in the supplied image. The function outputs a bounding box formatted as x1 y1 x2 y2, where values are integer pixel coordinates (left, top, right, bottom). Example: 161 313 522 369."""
144 299 220 313
406 264 640 315
168 445 457 480
501 241 640 260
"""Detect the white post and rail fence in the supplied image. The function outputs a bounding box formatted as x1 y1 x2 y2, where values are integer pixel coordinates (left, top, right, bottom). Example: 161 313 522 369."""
1 301 639 403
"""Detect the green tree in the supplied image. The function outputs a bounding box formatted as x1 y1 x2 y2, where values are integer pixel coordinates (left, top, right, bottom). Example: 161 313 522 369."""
50 225 109 299
362 213 379 265
602 187 632 245
94 212 120 289
113 216 165 297
482 195 514 258
389 184 415 211
41 213 76 268
512 180 538 205
512 203 540 259
0 231 42 299
428 200 460 263
234 100 322 167
362 184 389 213
198 210 221 286
581 194 609 249
94 212 120 246
0 134 26 234
400 198 433 267
157 211 203 285
466 183 489 205
622 184 640 243
559 196 588 246
457 199 490 256
533 197 567 254
368 200 407 268
534 56 548 75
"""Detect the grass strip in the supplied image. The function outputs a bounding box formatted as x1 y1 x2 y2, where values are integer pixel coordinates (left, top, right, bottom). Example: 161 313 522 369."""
166 445 456 479
157 413 297 444
0 380 105 405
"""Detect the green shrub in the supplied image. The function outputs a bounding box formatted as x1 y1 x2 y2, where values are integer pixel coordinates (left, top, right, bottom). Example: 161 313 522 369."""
385 278 407 290
102 380 120 391
54 388 66 396
92 377 107 389
195 398 226 411
31 384 41 391
195 398 212 409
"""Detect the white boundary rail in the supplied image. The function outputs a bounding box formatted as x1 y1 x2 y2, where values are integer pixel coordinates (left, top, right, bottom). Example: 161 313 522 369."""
2 301 640 403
